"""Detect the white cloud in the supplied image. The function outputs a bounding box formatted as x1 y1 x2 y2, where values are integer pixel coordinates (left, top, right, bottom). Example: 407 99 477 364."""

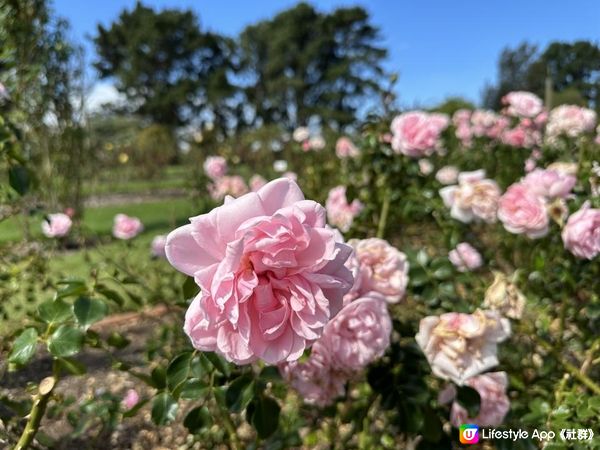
86 82 125 112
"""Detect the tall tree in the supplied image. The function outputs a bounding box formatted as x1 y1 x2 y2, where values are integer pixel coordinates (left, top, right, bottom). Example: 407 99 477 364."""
93 2 235 128
239 3 387 129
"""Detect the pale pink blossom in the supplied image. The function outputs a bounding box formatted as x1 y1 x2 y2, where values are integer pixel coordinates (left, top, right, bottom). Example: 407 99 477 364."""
41 213 72 238
309 135 326 151
503 91 543 118
483 272 525 320
326 186 363 233
209 175 249 201
347 238 409 304
203 156 228 180
122 389 140 410
524 158 536 173
249 174 267 192
167 179 354 365
561 201 600 259
546 105 597 140
335 137 359 159
416 310 511 385
418 159 434 175
439 170 501 223
278 341 347 406
522 168 576 199
293 126 310 143
448 243 483 272
435 166 459 185
113 214 143 240
390 111 449 157
151 235 167 258
320 292 391 372
498 184 549 239
439 372 510 427
500 126 540 148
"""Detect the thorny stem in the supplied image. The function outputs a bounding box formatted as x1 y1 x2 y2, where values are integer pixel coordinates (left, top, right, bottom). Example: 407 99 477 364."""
13 376 57 450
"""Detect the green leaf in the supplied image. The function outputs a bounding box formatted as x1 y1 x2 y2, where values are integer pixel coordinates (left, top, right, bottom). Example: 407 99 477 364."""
73 297 108 329
55 281 87 300
182 276 199 300
47 325 84 358
9 328 38 365
180 379 209 400
38 299 73 324
251 395 280 439
123 399 148 418
226 374 255 413
259 366 282 382
106 332 130 349
456 385 481 418
166 352 193 395
410 268 429 287
95 284 125 306
204 352 231 377
184 406 212 433
151 392 178 425
8 165 30 195
151 366 167 389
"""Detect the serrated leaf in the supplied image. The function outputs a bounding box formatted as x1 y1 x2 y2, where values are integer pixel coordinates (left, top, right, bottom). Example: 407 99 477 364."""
151 392 178 425
38 299 72 324
47 325 84 358
166 352 193 395
73 297 108 329
9 328 38 365
204 352 231 377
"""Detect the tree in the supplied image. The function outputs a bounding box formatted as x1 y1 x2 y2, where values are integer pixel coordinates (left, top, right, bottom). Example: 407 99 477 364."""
482 42 539 109
93 2 235 128
527 41 600 109
239 3 387 129
432 97 475 115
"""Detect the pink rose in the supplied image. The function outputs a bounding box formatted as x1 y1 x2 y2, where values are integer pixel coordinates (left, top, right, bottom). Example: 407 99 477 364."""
113 214 143 240
390 111 449 157
561 201 600 259
278 341 347 406
167 179 354 364
546 105 597 140
418 159 434 175
502 91 543 118
320 292 391 372
209 175 249 201
439 170 501 223
335 137 359 159
42 213 72 238
292 126 310 142
522 168 576 199
416 310 511 385
309 135 326 151
439 372 510 427
203 156 228 180
122 389 140 410
151 235 167 258
435 166 459 185
348 238 409 304
326 186 364 233
501 126 540 148
448 242 483 272
498 183 549 239
249 174 267 192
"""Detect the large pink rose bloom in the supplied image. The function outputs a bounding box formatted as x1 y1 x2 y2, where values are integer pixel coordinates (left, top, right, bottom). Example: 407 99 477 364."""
416 310 510 385
503 91 543 118
320 292 391 372
41 213 72 238
439 372 510 427
448 242 483 272
498 183 549 239
167 179 354 365
561 201 600 259
278 341 347 407
546 105 597 140
203 156 228 180
348 238 409 304
113 214 143 240
326 186 364 232
522 168 576 200
390 111 449 157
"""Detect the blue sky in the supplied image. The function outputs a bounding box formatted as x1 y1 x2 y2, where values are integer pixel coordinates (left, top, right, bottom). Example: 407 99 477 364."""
54 0 600 107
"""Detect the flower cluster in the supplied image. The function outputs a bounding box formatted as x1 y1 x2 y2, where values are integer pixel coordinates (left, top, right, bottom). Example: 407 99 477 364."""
390 111 449 157
439 170 501 223
325 186 364 232
545 105 597 141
